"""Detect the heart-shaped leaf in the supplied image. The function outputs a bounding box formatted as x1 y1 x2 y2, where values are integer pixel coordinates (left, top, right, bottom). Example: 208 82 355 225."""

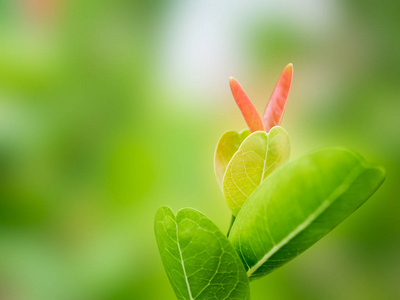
155 206 250 300
214 129 251 188
223 126 290 216
229 148 385 279
262 63 293 132
229 77 264 132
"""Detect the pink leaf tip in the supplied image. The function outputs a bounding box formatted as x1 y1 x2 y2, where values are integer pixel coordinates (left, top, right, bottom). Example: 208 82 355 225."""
262 63 293 132
229 77 264 132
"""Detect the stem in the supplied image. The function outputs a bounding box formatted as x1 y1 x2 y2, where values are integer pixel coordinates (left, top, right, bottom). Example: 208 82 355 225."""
227 214 236 237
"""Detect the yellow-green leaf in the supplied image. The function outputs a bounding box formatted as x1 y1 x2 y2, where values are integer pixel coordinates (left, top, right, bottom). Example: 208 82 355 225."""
223 126 290 216
214 129 250 188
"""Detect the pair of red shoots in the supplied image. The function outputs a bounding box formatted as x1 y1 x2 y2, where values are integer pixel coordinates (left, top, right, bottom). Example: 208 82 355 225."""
229 63 293 133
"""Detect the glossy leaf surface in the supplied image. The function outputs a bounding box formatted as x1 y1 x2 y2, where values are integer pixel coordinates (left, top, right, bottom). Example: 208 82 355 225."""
214 129 251 188
223 126 290 216
155 206 250 300
229 148 385 279
229 77 264 132
262 63 293 132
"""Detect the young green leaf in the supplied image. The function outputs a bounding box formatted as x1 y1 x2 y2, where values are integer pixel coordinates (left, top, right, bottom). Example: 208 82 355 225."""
229 148 385 279
155 206 250 300
262 63 293 132
229 77 264 132
223 126 290 216
214 129 251 188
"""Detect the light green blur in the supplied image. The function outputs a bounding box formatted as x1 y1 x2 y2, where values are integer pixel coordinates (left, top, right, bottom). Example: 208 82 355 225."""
0 0 399 299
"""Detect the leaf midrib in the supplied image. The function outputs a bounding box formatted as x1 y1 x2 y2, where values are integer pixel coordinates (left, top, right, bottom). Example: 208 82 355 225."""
175 221 194 299
246 164 363 277
259 135 269 184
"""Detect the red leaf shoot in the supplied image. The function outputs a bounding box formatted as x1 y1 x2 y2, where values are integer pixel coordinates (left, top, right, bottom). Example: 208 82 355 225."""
229 77 264 132
262 64 293 132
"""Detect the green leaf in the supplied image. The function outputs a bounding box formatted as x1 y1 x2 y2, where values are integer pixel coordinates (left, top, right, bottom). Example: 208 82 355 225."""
154 206 250 300
229 148 385 279
214 129 250 188
223 126 290 216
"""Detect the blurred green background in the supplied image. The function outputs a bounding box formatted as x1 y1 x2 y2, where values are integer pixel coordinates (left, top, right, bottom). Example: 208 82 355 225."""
0 0 399 299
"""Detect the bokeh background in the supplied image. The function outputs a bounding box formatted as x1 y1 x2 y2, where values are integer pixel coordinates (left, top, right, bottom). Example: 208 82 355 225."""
0 0 399 299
